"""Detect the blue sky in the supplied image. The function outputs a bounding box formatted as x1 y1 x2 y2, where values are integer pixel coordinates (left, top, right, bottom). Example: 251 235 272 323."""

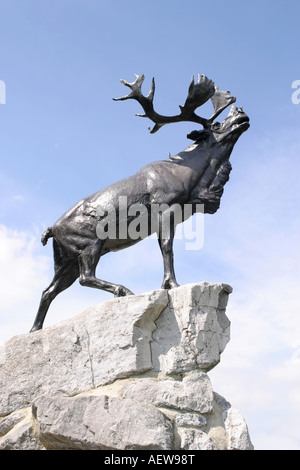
1 0 300 450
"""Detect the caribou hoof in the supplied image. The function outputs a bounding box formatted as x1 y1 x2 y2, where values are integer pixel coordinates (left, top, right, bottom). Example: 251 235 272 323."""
114 285 134 297
29 325 42 333
161 279 180 290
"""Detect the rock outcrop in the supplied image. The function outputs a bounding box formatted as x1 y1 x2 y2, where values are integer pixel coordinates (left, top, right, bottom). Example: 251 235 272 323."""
0 282 253 450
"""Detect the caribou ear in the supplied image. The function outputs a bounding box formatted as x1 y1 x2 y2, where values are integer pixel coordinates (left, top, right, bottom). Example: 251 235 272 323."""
187 129 210 141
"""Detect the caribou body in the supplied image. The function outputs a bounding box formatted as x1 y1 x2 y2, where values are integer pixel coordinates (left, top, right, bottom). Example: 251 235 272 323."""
30 74 249 332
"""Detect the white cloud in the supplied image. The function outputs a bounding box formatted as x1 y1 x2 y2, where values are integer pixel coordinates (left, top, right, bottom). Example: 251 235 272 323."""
12 195 25 202
0 225 50 311
0 225 52 340
253 434 300 451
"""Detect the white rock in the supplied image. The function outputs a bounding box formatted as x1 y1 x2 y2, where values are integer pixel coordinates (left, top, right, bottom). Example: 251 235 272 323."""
179 428 218 450
0 289 168 415
0 282 254 450
33 394 173 450
151 282 231 374
213 392 254 450
0 411 26 437
121 372 214 413
0 422 40 450
175 413 207 428
223 407 254 450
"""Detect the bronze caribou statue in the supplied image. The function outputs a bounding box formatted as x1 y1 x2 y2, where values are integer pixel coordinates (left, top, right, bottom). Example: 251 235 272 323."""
30 74 250 332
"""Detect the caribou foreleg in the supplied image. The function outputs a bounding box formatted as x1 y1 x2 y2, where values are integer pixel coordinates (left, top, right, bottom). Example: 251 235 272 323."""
157 208 180 290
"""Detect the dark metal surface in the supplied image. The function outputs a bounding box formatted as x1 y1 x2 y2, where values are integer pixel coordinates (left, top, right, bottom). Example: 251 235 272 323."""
30 74 249 332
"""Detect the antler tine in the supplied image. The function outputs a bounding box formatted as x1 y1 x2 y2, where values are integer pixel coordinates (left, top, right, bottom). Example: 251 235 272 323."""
146 76 155 102
113 74 147 102
181 75 215 114
135 77 156 118
209 86 236 121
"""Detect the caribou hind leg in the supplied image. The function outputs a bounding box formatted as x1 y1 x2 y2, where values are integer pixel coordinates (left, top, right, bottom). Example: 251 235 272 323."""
78 241 134 297
30 241 79 332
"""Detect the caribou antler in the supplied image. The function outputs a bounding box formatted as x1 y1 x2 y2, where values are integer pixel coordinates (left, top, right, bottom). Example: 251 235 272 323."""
113 74 236 133
210 87 236 121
